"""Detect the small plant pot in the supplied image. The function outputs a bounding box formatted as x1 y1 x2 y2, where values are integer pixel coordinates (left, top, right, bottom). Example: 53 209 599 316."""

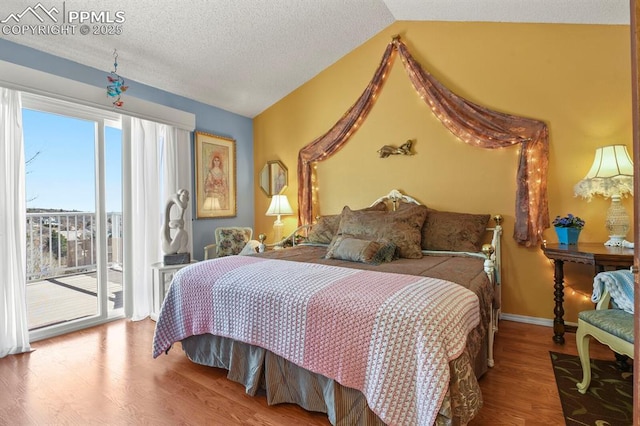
555 227 581 245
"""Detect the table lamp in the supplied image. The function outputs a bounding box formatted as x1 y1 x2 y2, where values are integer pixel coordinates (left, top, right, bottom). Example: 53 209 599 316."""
573 144 634 247
266 194 293 242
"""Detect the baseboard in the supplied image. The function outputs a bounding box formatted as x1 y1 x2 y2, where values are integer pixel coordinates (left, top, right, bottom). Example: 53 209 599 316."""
500 313 577 328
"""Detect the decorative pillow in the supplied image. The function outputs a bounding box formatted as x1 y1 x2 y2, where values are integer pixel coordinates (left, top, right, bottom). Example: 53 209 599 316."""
306 202 386 244
335 204 428 259
325 235 396 265
216 227 252 257
422 208 490 252
306 214 341 244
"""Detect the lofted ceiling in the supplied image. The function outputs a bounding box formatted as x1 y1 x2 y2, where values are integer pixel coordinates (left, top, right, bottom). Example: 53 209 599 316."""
0 0 630 118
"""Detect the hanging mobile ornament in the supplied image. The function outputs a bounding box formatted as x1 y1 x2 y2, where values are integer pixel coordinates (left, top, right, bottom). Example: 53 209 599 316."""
106 49 128 108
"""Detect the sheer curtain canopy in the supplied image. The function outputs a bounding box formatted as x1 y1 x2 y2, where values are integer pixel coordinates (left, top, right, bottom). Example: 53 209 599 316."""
297 36 549 247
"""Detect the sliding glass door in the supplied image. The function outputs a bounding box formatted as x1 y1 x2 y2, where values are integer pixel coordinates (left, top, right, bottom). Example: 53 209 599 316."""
22 94 124 340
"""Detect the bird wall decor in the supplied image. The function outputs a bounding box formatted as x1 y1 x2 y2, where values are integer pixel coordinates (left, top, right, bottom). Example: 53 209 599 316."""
377 140 414 158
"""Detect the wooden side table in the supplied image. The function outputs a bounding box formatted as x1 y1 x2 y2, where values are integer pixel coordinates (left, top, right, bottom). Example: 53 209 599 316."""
540 242 634 344
150 260 197 321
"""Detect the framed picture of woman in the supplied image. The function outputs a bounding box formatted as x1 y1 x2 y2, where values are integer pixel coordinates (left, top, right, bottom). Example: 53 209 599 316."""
259 160 288 196
195 131 236 218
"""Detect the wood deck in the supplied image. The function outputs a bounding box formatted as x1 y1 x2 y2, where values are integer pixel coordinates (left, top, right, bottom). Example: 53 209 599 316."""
26 268 123 330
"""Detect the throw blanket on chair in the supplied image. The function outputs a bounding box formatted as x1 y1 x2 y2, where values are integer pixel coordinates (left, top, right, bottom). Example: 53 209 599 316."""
153 256 480 426
592 269 635 314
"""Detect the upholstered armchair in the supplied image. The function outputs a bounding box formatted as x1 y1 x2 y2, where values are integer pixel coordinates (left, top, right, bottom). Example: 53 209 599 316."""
204 227 255 259
576 270 635 394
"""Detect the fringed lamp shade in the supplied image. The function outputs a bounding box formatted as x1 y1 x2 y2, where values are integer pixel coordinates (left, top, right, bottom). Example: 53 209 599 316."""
574 145 634 200
574 145 634 247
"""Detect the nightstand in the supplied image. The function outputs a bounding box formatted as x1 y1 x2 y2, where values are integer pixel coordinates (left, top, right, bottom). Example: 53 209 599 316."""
540 242 634 344
150 260 197 321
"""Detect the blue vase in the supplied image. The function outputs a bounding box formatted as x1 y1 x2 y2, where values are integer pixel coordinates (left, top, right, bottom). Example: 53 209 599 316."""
555 227 581 245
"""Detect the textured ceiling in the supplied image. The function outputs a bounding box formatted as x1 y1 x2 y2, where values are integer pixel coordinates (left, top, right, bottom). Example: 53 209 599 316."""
0 0 631 118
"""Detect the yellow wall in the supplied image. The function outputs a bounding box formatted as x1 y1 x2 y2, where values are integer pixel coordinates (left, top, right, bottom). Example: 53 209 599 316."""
253 21 633 323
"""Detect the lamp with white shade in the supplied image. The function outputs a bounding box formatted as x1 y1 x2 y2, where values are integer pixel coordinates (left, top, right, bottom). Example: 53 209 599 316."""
573 144 634 247
265 194 293 243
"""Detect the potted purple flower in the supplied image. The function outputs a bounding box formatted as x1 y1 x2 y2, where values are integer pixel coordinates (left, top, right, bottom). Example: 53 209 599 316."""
553 213 585 245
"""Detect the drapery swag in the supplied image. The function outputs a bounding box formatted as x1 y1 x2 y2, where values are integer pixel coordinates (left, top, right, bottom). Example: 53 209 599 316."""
297 37 549 247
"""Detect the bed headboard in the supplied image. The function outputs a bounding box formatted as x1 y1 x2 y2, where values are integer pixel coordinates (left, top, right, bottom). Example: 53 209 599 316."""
285 189 501 262
369 189 421 211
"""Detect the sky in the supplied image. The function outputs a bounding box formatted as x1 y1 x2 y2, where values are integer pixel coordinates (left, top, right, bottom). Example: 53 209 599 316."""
23 109 122 212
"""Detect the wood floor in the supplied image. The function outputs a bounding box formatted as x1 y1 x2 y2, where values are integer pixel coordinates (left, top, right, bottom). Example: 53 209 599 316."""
0 319 616 425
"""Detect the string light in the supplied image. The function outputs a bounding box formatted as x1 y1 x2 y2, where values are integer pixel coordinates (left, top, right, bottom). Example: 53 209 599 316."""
567 285 592 301
297 37 548 244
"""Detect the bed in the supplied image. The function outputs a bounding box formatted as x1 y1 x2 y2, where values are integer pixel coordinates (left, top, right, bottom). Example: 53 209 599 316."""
153 189 503 425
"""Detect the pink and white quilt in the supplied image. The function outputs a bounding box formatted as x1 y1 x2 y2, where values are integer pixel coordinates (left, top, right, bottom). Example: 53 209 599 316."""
153 256 480 426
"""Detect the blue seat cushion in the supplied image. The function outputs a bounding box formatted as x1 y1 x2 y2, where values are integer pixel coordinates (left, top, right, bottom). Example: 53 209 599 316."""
579 309 634 344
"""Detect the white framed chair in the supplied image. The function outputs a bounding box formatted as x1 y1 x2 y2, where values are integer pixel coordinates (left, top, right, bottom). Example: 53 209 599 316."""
576 271 635 394
204 227 253 259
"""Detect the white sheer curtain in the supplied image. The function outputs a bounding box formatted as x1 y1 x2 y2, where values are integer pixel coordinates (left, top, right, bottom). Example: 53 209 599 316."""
125 117 192 320
0 88 31 357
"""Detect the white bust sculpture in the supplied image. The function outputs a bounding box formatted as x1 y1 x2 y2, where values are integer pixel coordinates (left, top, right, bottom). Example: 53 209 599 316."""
161 189 190 255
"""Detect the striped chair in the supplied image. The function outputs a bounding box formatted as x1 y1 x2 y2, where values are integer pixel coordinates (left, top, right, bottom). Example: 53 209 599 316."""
576 270 635 394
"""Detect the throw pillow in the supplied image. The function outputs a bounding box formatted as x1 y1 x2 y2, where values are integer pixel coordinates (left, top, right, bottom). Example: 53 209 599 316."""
325 235 396 265
306 202 386 244
422 209 490 252
335 204 427 259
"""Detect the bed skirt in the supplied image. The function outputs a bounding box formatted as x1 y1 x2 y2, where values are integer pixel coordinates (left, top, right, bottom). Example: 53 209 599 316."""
181 334 482 426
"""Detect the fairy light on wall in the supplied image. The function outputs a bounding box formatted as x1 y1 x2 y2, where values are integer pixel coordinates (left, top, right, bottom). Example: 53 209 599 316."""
567 282 592 302
297 36 549 244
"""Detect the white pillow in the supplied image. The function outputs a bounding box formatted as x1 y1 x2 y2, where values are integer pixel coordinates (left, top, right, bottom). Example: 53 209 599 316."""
239 240 260 255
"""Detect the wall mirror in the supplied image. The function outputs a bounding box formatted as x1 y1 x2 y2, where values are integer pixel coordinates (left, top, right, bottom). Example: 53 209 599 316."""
260 160 288 196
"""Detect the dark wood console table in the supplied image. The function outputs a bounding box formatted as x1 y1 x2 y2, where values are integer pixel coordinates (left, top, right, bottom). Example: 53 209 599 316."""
541 242 634 344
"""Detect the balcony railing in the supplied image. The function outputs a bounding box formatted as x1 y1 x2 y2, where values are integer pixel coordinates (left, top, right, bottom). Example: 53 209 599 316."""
26 211 123 282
